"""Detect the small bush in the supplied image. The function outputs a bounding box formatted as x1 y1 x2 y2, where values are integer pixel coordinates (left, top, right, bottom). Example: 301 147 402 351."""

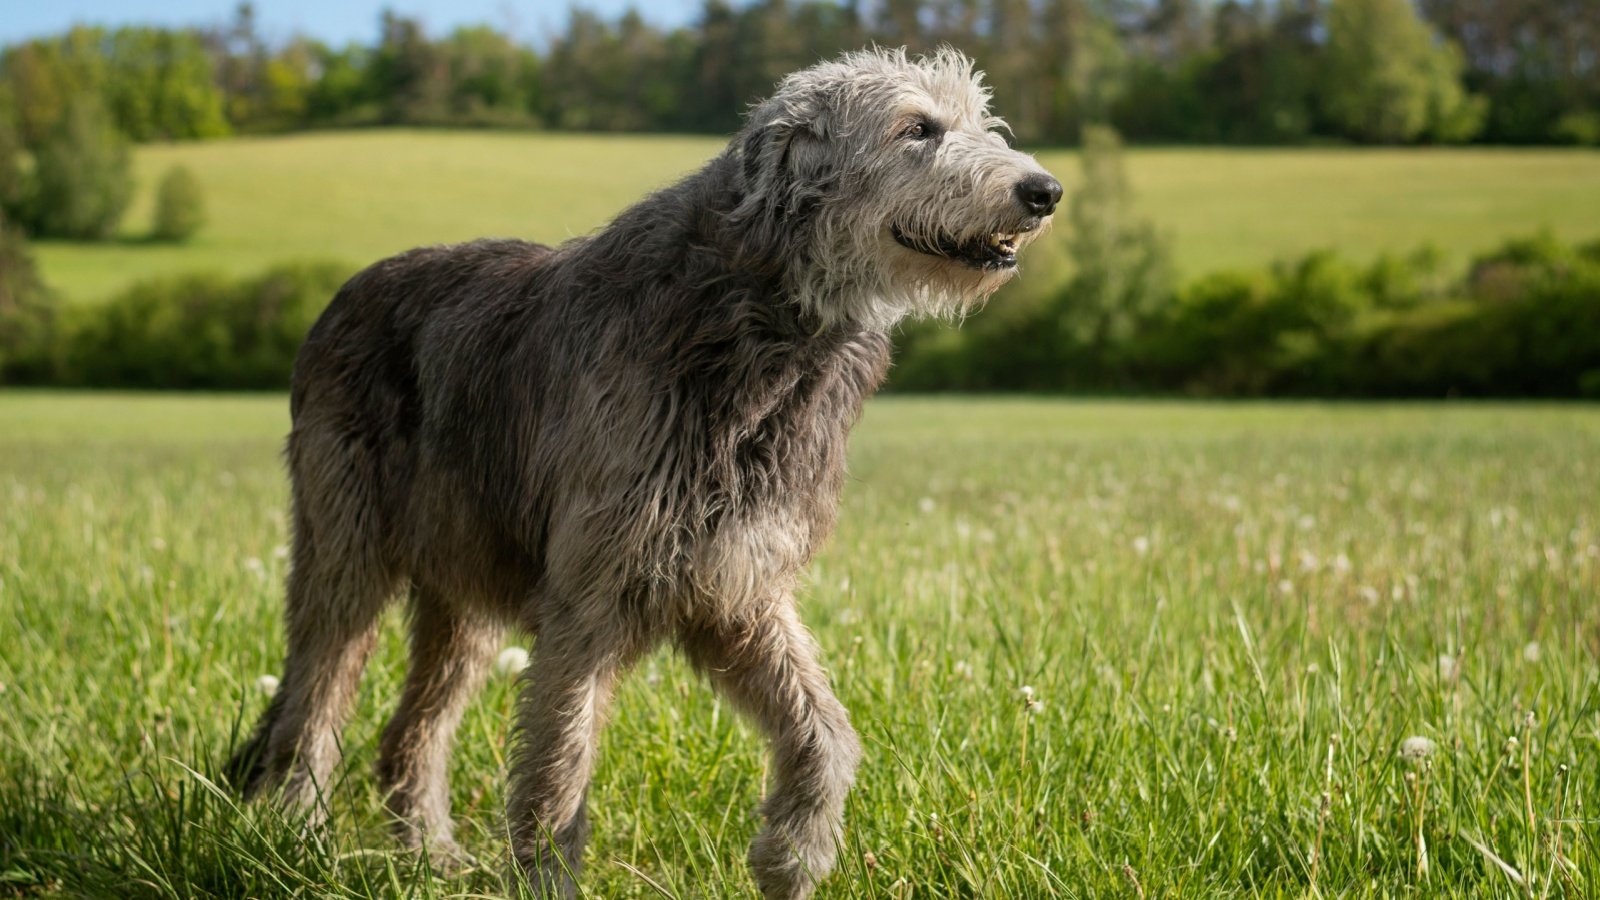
51 260 352 389
0 212 55 382
151 165 206 242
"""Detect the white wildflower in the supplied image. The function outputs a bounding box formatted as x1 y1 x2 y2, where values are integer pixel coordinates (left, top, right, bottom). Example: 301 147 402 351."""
1399 735 1436 763
1019 684 1042 714
496 646 529 677
1132 536 1151 556
255 674 280 697
917 497 936 514
1522 641 1540 663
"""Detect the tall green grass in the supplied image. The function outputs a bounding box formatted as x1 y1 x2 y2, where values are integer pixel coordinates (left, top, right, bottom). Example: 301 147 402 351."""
2 393 1597 897
32 131 1600 302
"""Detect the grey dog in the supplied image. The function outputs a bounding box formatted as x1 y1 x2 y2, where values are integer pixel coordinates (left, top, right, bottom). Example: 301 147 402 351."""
226 47 1059 899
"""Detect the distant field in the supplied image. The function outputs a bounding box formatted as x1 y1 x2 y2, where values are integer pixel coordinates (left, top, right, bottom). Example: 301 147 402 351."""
32 130 1600 302
3 392 1598 897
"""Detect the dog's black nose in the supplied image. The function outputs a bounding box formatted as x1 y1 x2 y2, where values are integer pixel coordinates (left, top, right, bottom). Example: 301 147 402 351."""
1014 174 1063 217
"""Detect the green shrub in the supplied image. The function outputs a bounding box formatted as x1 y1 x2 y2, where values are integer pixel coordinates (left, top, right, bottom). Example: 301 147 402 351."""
898 231 1600 398
1553 111 1600 146
151 165 205 242
53 261 352 389
0 212 54 382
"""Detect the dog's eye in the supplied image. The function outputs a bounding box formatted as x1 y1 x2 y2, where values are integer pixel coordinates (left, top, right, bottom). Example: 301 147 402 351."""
902 121 935 141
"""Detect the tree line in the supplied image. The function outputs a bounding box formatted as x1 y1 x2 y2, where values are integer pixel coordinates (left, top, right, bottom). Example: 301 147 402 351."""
1 0 1597 148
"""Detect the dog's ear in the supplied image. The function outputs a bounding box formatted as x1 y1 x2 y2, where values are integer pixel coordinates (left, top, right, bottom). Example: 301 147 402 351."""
738 100 835 198
739 120 790 195
728 93 836 274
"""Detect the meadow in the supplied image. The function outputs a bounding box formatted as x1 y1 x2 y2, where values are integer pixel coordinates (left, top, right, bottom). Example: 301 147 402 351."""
2 391 1597 897
31 130 1600 303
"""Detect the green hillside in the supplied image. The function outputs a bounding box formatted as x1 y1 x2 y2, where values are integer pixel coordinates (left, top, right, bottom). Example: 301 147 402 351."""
32 130 1600 303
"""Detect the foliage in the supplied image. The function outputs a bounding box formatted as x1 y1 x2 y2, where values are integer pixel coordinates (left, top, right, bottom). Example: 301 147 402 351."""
151 164 206 242
19 94 132 240
1056 126 1173 373
0 96 27 218
0 26 228 145
1 2 1594 146
27 261 351 389
1321 0 1484 143
0 212 53 380
895 232 1600 397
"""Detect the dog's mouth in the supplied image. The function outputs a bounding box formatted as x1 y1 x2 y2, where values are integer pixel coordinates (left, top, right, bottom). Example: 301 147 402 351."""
890 220 1040 270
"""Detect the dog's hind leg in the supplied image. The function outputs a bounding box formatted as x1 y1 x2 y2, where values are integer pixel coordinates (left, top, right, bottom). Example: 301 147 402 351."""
376 587 501 865
681 602 861 900
226 427 399 823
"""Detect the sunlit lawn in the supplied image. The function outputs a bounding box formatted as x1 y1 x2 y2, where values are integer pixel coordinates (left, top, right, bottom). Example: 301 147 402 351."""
32 130 1600 302
2 392 1597 897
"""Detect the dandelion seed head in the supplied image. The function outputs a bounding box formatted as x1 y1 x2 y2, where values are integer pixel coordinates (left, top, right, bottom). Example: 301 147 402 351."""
496 647 529 677
1522 641 1540 663
255 674 280 696
1399 735 1436 763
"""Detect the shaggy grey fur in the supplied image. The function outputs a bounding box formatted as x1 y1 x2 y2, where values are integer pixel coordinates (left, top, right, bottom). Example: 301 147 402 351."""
225 47 1058 899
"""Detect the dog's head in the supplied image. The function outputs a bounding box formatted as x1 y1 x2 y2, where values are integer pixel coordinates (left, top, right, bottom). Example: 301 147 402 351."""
729 47 1060 331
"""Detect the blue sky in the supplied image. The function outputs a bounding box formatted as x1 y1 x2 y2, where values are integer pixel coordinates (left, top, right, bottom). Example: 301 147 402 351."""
0 1 705 47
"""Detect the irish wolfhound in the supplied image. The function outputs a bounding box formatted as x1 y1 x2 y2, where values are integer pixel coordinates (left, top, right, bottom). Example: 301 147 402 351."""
226 47 1059 898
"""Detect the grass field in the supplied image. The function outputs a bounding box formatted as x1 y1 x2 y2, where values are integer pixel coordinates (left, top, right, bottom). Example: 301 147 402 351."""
32 130 1600 302
2 392 1597 897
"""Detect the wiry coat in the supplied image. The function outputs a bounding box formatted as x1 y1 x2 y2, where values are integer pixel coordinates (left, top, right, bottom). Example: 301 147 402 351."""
226 47 1057 900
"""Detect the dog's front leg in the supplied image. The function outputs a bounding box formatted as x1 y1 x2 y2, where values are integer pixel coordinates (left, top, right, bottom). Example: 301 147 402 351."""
682 601 862 900
505 617 644 898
